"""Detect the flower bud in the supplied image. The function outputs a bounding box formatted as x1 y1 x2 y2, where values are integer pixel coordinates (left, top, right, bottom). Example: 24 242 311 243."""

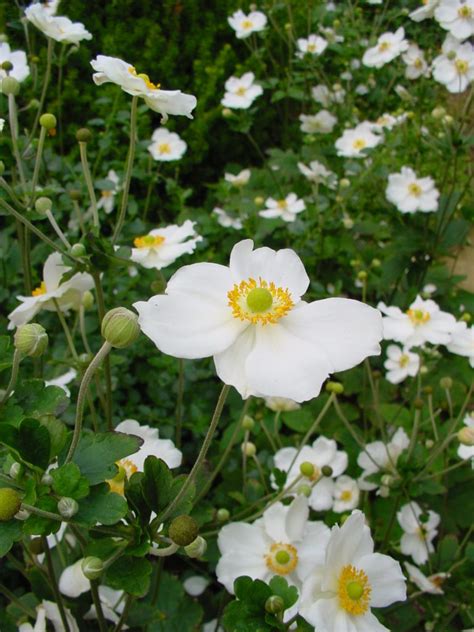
150 277 167 294
14 323 48 357
29 98 40 109
460 313 471 323
216 508 230 522
300 462 315 478
168 515 199 546
296 484 312 497
321 465 333 477
381 474 394 487
422 386 433 395
357 270 368 281
70 243 86 257
0 488 22 521
431 106 446 119
254 196 264 205
425 439 434 449
222 107 233 118
340 178 350 188
325 381 344 394
81 291 94 310
9 462 22 479
76 127 92 143
35 196 53 215
69 189 82 201
458 426 474 446
29 537 44 555
15 508 30 520
439 376 452 390
184 535 207 558
414 398 424 410
2 76 20 95
81 556 104 580
57 496 78 518
101 307 140 349
265 595 285 614
39 113 57 130
1 60 13 72
241 441 256 457
242 415 255 431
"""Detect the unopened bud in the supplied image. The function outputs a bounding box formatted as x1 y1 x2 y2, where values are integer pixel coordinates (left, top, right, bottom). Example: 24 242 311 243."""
29 537 44 555
169 515 199 546
431 106 446 119
300 462 315 478
297 484 312 497
321 465 333 477
371 259 381 268
357 270 368 281
458 426 474 446
39 113 57 130
1 61 13 72
184 535 207 558
35 196 52 215
340 178 350 188
443 115 453 125
57 496 78 518
325 381 344 394
76 127 92 143
2 76 20 95
70 243 86 257
265 595 285 614
241 441 256 457
216 508 230 522
414 398 424 410
447 50 456 60
440 376 452 390
423 386 433 395
222 107 233 118
9 462 22 479
81 291 94 310
81 556 104 580
14 323 48 357
425 439 434 449
101 307 140 348
69 189 82 201
242 415 255 431
254 196 264 205
0 488 22 521
460 313 471 323
381 474 394 487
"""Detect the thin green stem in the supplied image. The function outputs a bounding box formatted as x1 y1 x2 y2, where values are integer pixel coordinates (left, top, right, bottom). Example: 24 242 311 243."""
21 503 63 521
427 394 439 441
41 536 71 632
113 96 138 243
252 455 269 493
0 584 37 618
8 94 28 193
79 305 92 355
113 593 134 632
90 580 108 632
79 142 99 228
92 272 113 430
53 299 78 360
29 126 47 207
1 349 22 404
26 38 53 150
45 209 71 249
407 410 421 460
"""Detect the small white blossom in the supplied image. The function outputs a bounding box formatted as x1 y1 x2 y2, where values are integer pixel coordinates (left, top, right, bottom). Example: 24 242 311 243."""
432 35 474 93
434 0 474 40
362 28 409 68
299 110 337 134
0 42 29 86
457 413 474 460
298 160 337 188
405 563 449 595
296 34 328 58
25 3 92 44
259 193 306 222
332 475 360 513
130 221 202 270
358 427 409 493
384 345 420 384
397 502 440 565
386 167 439 214
228 10 267 39
410 0 440 21
183 576 210 597
224 168 251 187
148 127 187 161
446 321 474 366
212 207 243 230
97 169 120 215
403 44 430 79
335 122 383 158
221 72 263 109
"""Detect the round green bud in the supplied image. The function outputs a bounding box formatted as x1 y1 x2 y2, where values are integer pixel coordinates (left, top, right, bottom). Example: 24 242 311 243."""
29 537 44 555
81 291 94 310
414 398 424 410
381 474 394 487
422 386 433 395
184 535 207 558
300 462 315 478
458 426 474 447
0 488 22 521
241 441 256 457
350 259 361 268
101 307 140 349
325 381 344 395
425 439 434 449
357 270 368 281
70 243 86 257
439 376 453 390
460 313 471 323
0 161 5 176
35 196 52 215
57 496 78 518
14 323 48 357
431 106 446 119
150 277 167 294
371 259 381 268
29 98 40 109
169 515 199 547
296 484 312 497
81 556 104 580
216 508 230 522
339 178 350 188
242 415 255 431
321 465 333 477
76 127 92 143
447 50 457 60
9 462 22 479
254 196 264 205
265 595 285 614
2 76 20 95
1 61 13 72
222 107 233 118
372 370 381 380
69 189 82 201
39 113 57 130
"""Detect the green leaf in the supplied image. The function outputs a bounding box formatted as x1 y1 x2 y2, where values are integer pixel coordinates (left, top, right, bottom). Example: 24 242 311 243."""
105 556 152 597
39 416 68 460
141 456 172 513
0 418 51 470
23 497 61 536
51 463 90 500
0 520 22 557
8 380 69 419
75 484 128 526
268 576 298 610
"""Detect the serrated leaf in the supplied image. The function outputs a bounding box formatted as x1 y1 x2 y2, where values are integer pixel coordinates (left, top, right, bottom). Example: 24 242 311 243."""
105 556 152 596
0 418 51 470
51 463 90 500
23 497 61 536
75 484 127 526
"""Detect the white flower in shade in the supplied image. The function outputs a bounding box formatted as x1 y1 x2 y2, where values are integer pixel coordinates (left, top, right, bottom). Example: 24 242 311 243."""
434 0 474 40
228 9 267 38
59 559 90 598
299 111 337 134
446 321 474 366
378 296 456 348
357 427 409 492
355 84 369 95
45 368 77 396
410 0 440 21
298 161 337 188
300 511 406 632
384 345 420 384
84 587 126 625
403 44 430 79
362 28 409 68
432 36 474 93
134 239 382 402
332 475 360 513
335 122 383 158
319 26 344 44
91 55 197 121
130 221 202 270
8 252 94 330
225 169 251 187
108 419 182 495
148 127 187 161
19 601 79 632
311 85 332 106
96 169 120 215
259 194 306 223
386 167 439 214
273 437 348 511
457 412 474 460
264 396 301 412
372 112 407 131
183 576 210 596
397 502 440 565
216 495 330 593
404 563 448 595
296 34 328 58
0 43 29 86
221 72 263 109
212 207 243 230
25 3 92 44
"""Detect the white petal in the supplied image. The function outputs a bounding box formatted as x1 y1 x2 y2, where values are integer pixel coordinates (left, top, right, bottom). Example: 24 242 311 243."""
58 560 90 597
359 552 406 606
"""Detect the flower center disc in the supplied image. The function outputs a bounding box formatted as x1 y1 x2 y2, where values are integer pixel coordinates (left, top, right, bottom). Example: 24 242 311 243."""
338 565 371 616
32 281 47 297
228 277 294 325
406 308 430 325
134 234 166 249
265 542 298 575
128 66 160 90
408 183 422 197
353 138 366 150
246 287 273 313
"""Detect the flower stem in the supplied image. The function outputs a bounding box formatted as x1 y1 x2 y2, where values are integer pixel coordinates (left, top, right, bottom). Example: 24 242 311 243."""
41 536 71 632
90 580 108 632
113 593 134 632
21 503 63 521
175 358 184 448
0 584 37 618
45 209 71 249
1 349 22 404
29 125 47 207
26 38 53 151
8 94 28 193
79 142 99 228
92 271 113 429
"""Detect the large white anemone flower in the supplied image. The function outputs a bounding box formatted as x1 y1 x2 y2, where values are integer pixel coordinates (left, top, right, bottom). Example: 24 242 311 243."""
134 240 383 402
8 252 94 330
446 321 474 366
130 221 202 270
25 3 92 44
216 496 330 593
148 127 187 162
397 502 440 565
386 167 439 214
221 72 263 109
362 28 409 68
300 511 406 632
357 427 409 493
0 43 30 86
434 0 474 40
228 10 267 39
90 55 197 121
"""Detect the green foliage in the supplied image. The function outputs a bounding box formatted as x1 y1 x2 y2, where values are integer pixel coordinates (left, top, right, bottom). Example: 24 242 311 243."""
105 556 153 597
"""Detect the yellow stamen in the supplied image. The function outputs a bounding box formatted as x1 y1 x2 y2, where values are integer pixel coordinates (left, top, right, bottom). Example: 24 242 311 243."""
265 542 298 575
378 41 390 52
455 59 469 74
128 66 160 90
338 565 371 616
307 43 317 52
414 58 423 69
236 86 247 96
406 308 431 325
158 142 171 154
340 490 352 501
32 281 47 297
408 182 422 197
277 199 288 209
399 354 410 368
242 19 254 29
107 459 138 496
458 5 472 18
101 190 113 198
352 138 367 150
227 277 294 325
133 234 166 249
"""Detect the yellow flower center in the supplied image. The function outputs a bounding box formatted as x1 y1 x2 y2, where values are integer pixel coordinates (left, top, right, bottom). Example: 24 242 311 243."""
32 281 47 297
399 353 410 368
455 59 469 74
414 58 424 69
128 66 160 90
107 458 138 496
133 234 166 249
340 490 352 501
352 138 366 150
307 43 317 52
242 19 254 29
236 86 247 96
265 543 298 575
338 565 371 616
227 277 294 325
406 308 431 325
277 199 288 209
158 142 172 154
408 182 422 197
101 190 113 198
378 41 391 52
458 5 472 18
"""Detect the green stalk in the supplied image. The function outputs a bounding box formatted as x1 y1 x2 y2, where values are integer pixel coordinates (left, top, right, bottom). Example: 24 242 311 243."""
41 536 71 632
113 96 138 243
175 358 185 448
45 209 71 249
1 349 22 404
21 503 63 521
26 38 54 151
8 93 28 193
79 141 99 228
90 580 108 632
92 271 113 429
29 125 47 207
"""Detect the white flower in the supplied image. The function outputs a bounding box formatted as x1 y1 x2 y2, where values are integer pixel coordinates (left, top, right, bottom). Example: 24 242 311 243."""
378 296 456 348
432 36 474 93
25 3 92 44
397 502 440 565
404 563 448 595
91 55 197 121
403 44 430 79
45 368 77 396
384 345 420 384
273 437 348 511
332 475 360 513
224 169 251 187
0 118 4 132
148 127 187 161
372 112 407 131
434 0 474 40
362 28 409 68
299 111 337 134
203 620 223 632
457 412 474 460
446 321 474 366
0 42 29 86
264 396 301 412
84 586 126 625
130 221 202 270
59 559 90 598
319 26 344 44
134 239 382 402
97 169 120 215
355 84 369 95
300 511 406 632
228 10 267 39
259 194 306 223
221 72 263 109
311 85 332 106
212 207 243 230
8 252 94 330
183 576 210 596
335 122 383 158
386 167 439 214
298 161 337 188
357 427 409 492
296 34 328 58
216 495 330 592
19 600 79 632
410 0 440 21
